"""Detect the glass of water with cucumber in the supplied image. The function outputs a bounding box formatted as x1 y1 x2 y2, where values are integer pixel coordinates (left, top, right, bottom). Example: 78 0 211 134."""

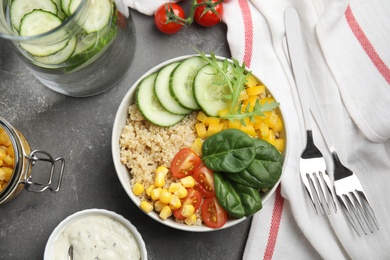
0 0 136 97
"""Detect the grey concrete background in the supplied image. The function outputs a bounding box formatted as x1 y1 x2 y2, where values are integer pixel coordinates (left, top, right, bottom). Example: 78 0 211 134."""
0 7 252 260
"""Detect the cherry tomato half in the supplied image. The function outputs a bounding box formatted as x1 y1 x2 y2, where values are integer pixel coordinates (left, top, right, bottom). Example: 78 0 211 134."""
154 3 186 34
171 148 202 179
173 188 202 220
201 197 228 228
193 166 215 198
194 0 224 27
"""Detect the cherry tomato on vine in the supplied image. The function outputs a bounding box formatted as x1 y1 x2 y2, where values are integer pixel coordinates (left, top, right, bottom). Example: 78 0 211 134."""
171 148 202 179
194 0 224 27
201 197 228 228
154 3 186 34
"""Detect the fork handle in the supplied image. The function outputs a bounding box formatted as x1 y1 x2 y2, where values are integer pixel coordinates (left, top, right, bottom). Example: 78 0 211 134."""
284 7 312 131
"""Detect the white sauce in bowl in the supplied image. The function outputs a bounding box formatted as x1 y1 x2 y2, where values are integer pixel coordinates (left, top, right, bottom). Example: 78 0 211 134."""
51 215 141 260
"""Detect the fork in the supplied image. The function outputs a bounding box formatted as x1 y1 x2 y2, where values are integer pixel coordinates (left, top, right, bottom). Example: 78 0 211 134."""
285 7 380 236
303 59 380 237
284 7 336 216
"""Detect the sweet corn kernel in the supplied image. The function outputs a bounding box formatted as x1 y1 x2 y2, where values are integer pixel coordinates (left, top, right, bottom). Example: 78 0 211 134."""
3 155 13 166
132 183 144 196
180 176 195 188
140 201 153 213
154 200 167 212
154 166 168 187
184 214 197 226
168 182 182 193
159 205 172 220
0 149 6 160
0 132 11 146
169 194 181 210
177 185 188 198
145 185 155 196
0 168 6 181
159 189 172 204
150 187 162 201
181 204 195 218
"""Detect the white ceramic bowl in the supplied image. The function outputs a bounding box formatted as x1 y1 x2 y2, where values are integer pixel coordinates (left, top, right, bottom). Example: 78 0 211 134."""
44 209 147 259
111 55 288 232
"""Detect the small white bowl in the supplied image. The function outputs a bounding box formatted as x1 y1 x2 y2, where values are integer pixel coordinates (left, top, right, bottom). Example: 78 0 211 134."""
111 55 288 232
44 209 147 259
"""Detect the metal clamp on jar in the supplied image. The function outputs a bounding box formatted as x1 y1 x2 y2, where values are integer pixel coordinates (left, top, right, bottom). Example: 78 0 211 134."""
0 117 65 205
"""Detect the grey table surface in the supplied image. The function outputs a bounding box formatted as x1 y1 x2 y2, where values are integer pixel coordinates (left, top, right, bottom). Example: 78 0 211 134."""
0 8 251 260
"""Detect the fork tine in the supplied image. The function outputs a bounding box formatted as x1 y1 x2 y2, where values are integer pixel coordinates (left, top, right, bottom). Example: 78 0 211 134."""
319 171 337 213
349 192 370 235
312 172 330 215
305 173 320 215
356 190 380 231
337 194 362 236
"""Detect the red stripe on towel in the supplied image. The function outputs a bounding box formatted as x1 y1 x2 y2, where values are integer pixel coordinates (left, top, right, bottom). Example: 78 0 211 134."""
263 185 284 260
345 5 390 84
238 0 253 67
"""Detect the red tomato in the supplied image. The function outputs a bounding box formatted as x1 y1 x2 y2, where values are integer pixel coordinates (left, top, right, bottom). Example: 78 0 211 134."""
201 197 228 228
173 189 202 220
154 3 186 34
193 166 215 198
194 0 224 27
171 148 202 179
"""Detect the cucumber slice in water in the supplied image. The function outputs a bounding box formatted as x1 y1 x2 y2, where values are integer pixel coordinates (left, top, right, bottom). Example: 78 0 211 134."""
154 62 192 115
61 0 71 16
194 62 234 117
69 0 112 33
136 73 186 127
10 0 58 31
31 36 77 65
19 10 68 56
169 56 207 110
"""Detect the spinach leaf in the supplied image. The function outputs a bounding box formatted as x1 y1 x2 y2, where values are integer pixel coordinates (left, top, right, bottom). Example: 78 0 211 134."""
202 129 256 173
226 139 282 189
214 172 245 218
214 172 263 218
231 182 262 216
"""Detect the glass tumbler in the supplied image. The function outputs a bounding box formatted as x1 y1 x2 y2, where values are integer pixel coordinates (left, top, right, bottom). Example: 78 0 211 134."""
0 0 136 97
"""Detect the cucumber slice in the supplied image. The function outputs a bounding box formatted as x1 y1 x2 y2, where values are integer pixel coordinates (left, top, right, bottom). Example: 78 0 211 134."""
136 73 186 127
69 0 112 33
10 0 58 31
170 56 207 110
19 10 68 56
154 62 192 115
31 36 76 65
194 62 234 117
52 0 67 19
61 0 71 16
73 32 99 55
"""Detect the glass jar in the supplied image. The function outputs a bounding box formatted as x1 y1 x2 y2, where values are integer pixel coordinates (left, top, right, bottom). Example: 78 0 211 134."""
0 0 136 97
0 117 65 205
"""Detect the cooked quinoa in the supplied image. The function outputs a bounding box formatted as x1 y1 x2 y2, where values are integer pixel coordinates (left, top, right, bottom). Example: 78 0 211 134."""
119 104 197 189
